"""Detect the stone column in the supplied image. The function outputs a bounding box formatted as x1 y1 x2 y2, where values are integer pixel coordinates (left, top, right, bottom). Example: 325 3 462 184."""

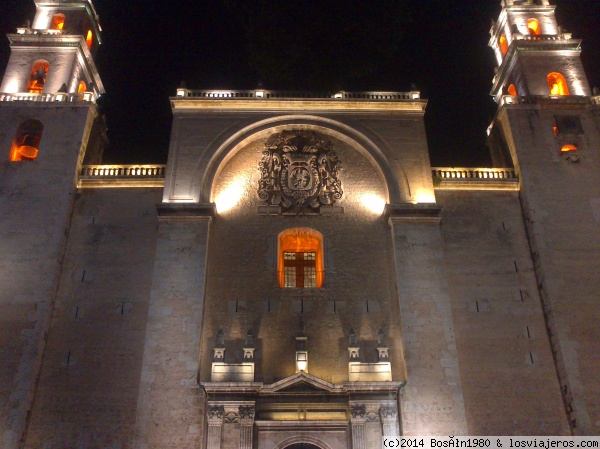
207 405 225 449
239 405 255 449
380 405 400 437
133 204 215 449
350 404 367 449
387 205 468 435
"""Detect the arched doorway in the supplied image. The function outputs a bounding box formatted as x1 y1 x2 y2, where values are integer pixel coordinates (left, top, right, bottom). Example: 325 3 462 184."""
284 444 323 449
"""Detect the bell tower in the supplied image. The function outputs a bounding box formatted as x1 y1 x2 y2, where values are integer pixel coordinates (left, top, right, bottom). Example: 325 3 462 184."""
487 0 600 436
0 2 107 448
1 0 104 103
489 0 590 103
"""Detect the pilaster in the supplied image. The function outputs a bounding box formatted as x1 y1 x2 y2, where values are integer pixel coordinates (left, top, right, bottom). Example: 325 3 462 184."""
206 405 224 449
387 204 468 435
350 404 367 449
239 405 255 449
133 204 215 448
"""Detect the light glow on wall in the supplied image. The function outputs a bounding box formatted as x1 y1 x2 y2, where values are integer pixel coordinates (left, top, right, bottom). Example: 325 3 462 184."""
214 177 246 213
414 190 436 204
359 193 386 215
5 79 19 93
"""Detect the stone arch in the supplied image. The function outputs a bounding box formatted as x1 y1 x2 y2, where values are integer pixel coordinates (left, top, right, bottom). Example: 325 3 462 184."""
274 435 332 449
195 115 407 205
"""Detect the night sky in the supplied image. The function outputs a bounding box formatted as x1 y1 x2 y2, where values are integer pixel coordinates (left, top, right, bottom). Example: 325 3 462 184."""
1 0 599 167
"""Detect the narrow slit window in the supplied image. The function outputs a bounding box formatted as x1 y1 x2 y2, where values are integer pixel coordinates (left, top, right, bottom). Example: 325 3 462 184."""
499 34 508 56
86 30 93 49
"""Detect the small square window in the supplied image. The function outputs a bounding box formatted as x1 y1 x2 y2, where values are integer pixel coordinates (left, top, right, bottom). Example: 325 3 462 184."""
555 116 583 135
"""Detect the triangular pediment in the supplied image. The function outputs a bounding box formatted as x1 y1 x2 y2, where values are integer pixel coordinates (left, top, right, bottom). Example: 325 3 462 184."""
262 372 344 394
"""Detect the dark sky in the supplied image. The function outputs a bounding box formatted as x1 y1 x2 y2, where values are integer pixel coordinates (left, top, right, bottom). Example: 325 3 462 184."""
1 0 599 167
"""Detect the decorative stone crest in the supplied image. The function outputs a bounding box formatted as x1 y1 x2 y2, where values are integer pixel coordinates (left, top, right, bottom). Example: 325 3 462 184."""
258 130 343 213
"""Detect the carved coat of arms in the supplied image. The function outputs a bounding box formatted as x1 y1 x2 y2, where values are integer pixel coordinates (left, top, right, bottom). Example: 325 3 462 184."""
258 130 343 212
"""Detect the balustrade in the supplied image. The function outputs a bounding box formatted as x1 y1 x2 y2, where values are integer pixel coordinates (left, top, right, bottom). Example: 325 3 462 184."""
0 92 96 102
176 89 420 100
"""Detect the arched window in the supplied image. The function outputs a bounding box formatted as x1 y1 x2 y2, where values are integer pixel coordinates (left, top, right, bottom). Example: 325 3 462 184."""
507 84 518 96
51 14 65 30
278 228 323 288
78 80 87 93
9 119 44 161
499 34 508 56
547 72 570 96
27 60 49 94
561 144 577 153
527 18 541 35
86 30 93 49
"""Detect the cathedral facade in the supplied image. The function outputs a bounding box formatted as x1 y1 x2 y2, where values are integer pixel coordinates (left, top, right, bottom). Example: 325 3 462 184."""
0 1 599 448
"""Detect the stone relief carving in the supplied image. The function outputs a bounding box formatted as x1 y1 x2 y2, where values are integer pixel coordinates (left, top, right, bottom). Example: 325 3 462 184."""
239 405 255 421
380 405 398 420
224 411 239 424
366 411 380 422
207 405 225 420
258 130 343 213
350 403 366 419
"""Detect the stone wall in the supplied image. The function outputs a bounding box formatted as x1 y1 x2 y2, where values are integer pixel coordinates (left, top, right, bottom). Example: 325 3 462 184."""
0 103 99 449
496 103 600 434
438 190 569 434
202 132 404 385
21 187 161 449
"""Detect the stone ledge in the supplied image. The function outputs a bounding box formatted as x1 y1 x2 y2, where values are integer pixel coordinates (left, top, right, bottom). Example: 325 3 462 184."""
385 203 443 224
156 203 216 222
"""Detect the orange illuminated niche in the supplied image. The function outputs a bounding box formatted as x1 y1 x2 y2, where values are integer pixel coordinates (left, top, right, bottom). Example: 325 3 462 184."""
547 72 570 96
561 144 577 153
499 34 508 56
51 14 65 30
507 84 518 96
28 61 49 94
86 30 93 49
278 228 323 288
78 80 87 93
9 119 44 161
527 19 541 35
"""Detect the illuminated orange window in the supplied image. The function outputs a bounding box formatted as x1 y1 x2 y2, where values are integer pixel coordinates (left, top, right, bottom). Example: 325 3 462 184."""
507 84 518 96
51 14 65 30
547 72 570 96
553 126 559 137
561 144 577 153
9 119 44 161
499 34 508 56
27 60 49 94
527 19 541 35
78 80 87 93
86 30 93 49
278 228 323 288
